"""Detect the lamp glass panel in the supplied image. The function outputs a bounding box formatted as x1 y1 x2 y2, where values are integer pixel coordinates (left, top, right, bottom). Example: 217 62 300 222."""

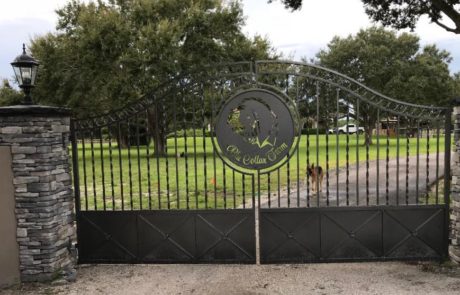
31 65 38 85
13 66 22 84
21 67 32 85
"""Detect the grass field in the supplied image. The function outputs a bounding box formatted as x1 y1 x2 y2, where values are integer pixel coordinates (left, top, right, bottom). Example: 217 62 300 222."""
75 134 446 210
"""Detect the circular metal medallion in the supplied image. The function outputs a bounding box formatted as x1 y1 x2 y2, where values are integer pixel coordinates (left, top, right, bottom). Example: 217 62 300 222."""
214 89 297 171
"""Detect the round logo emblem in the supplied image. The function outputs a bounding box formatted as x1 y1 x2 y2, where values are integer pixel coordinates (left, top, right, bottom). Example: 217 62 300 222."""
214 89 297 171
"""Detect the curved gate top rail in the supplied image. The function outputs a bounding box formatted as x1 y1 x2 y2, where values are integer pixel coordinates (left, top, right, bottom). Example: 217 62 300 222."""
72 62 255 130
73 60 450 131
254 60 449 119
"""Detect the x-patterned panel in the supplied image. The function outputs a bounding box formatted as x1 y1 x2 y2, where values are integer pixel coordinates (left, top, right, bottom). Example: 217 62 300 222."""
78 212 137 263
78 210 255 263
383 207 445 259
260 206 446 263
321 210 382 260
196 210 255 263
138 212 196 262
260 210 320 263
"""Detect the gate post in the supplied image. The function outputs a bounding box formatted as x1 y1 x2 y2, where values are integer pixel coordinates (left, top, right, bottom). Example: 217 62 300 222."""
451 99 460 263
0 105 76 282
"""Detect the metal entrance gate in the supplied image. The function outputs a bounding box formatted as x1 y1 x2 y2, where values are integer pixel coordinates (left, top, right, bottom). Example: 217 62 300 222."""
71 60 451 264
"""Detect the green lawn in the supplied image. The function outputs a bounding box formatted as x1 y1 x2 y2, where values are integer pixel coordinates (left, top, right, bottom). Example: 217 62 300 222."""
75 134 446 210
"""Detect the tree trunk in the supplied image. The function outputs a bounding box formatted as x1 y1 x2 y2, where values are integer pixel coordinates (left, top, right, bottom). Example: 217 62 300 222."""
363 114 376 146
114 125 129 149
364 125 373 146
147 106 167 157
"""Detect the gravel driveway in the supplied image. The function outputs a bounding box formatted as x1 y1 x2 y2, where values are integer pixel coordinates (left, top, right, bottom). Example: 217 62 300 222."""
2 262 460 295
257 153 447 208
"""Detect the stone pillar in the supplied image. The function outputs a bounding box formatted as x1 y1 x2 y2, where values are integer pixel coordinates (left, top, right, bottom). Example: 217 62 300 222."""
0 105 76 282
451 101 460 263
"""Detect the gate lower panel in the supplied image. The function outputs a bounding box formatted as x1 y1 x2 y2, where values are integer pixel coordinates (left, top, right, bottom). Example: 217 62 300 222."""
78 210 255 263
260 206 447 263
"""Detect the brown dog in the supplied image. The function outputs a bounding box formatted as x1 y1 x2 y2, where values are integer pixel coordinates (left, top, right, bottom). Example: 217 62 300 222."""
307 163 324 193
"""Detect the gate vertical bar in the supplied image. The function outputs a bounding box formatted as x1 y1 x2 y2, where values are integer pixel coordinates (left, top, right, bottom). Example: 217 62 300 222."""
436 120 440 204
365 109 370 206
99 129 106 210
386 116 390 205
336 89 340 206
356 99 360 206
183 94 190 209
416 120 420 204
316 81 320 204
286 75 291 208
200 84 208 209
192 91 199 209
256 170 261 264
396 116 400 205
81 134 88 210
107 126 115 210
346 101 350 206
426 126 430 204
90 129 97 210
162 101 170 210
127 121 133 210
117 122 124 210
406 120 410 205
144 111 152 209
136 119 142 210
376 109 380 205
296 79 300 208
173 96 180 209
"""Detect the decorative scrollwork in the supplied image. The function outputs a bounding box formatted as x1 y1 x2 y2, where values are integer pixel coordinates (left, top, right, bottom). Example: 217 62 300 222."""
74 60 449 132
255 60 449 120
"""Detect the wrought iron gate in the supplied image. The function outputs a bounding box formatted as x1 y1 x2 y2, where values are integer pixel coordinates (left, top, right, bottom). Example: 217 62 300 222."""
71 60 451 264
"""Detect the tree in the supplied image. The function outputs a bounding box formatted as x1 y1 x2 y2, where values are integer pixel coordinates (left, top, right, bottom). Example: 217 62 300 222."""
454 72 460 97
316 27 455 144
268 0 302 10
31 0 274 155
0 79 22 106
363 0 460 34
272 0 460 34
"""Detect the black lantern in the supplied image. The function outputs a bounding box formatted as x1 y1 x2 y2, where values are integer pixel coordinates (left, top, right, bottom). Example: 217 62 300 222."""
11 44 39 105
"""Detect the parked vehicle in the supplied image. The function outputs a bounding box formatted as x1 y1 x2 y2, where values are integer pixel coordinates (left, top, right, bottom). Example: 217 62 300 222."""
328 124 364 134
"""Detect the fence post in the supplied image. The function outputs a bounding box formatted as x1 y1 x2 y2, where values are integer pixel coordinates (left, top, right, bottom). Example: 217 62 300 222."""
0 105 76 282
450 98 460 263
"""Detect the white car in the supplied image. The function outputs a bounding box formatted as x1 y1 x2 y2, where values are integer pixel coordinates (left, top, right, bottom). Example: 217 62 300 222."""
328 124 364 134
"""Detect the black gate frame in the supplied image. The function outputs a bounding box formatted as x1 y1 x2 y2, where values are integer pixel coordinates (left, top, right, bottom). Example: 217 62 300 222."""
71 60 451 264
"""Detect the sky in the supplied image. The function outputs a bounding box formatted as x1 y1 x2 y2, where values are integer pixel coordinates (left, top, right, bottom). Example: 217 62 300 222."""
0 0 459 84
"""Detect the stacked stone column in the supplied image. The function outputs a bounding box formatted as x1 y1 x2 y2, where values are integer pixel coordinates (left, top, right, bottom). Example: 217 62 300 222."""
451 102 460 263
0 105 75 282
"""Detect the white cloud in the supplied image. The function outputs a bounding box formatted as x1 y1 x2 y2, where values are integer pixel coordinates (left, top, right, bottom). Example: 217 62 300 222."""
242 0 371 59
0 0 64 23
0 0 458 82
241 0 460 72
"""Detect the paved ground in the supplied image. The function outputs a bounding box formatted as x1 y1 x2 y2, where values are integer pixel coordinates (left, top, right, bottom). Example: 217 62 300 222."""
257 153 447 208
2 262 460 295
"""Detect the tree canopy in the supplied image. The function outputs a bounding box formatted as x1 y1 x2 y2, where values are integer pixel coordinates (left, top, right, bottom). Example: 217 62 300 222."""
272 0 460 34
315 27 456 144
454 72 460 97
31 0 275 117
316 27 455 106
0 79 22 106
363 0 460 34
